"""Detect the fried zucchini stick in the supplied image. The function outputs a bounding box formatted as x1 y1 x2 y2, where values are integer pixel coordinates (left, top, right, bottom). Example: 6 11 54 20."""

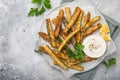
81 12 90 41
65 7 71 22
58 28 80 51
75 10 84 43
60 28 68 39
38 32 51 42
38 27 71 59
44 45 68 69
54 9 64 38
81 16 100 43
85 16 100 31
62 16 68 27
62 16 76 46
53 50 68 60
83 12 90 28
46 19 56 48
39 46 48 54
84 23 102 37
39 46 68 60
82 57 96 62
52 18 58 26
65 7 75 31
64 7 81 33
66 58 80 66
52 17 68 40
70 65 84 71
39 31 60 48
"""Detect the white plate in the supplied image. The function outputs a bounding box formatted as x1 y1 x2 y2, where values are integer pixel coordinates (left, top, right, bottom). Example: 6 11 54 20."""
38 1 111 77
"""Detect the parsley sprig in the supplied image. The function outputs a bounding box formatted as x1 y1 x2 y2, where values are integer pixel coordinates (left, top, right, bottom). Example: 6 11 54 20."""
103 58 116 73
74 43 85 60
66 43 85 60
28 0 52 16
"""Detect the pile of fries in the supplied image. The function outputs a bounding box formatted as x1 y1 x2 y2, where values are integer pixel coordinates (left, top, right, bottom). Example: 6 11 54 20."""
38 6 102 71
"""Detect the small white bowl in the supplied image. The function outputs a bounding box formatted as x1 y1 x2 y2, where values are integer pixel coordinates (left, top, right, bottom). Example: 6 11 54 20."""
82 35 106 58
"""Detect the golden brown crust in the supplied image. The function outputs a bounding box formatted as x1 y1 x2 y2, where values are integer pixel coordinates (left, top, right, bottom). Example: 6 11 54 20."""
46 19 56 48
70 65 84 71
54 9 64 38
75 10 84 43
82 57 96 62
65 7 71 22
38 32 51 43
63 7 81 33
58 28 80 51
44 45 68 69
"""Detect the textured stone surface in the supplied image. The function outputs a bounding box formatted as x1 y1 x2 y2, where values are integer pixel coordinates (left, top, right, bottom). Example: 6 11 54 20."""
0 0 120 80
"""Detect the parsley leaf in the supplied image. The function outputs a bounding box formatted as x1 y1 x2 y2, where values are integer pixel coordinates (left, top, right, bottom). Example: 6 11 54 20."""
44 0 52 9
75 43 84 51
37 6 45 16
28 8 38 16
74 43 85 60
28 0 52 17
66 49 75 58
66 43 85 60
74 50 85 60
103 58 116 72
32 0 42 4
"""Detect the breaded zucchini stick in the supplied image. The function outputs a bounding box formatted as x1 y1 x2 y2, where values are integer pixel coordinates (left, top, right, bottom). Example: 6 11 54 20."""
52 17 68 40
46 19 56 48
63 7 81 33
70 65 84 71
38 32 60 47
65 7 71 22
84 23 102 37
38 32 51 42
60 28 68 39
62 16 68 27
53 50 68 60
75 10 84 43
83 12 90 28
82 57 96 62
39 46 68 60
85 16 100 31
54 9 64 38
52 18 58 26
44 45 68 69
58 28 80 51
62 16 76 46
66 58 80 66
39 46 48 54
81 16 100 43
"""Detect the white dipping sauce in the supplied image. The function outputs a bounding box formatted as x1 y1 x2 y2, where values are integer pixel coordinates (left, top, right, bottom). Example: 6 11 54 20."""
83 35 106 58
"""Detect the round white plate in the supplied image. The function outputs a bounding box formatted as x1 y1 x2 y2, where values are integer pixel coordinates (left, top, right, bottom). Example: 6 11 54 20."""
38 1 111 75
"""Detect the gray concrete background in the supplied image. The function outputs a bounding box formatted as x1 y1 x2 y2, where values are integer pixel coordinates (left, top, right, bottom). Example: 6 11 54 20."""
0 0 120 80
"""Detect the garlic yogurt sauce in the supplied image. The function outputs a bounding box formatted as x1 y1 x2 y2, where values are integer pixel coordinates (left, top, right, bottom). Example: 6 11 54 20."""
83 35 106 58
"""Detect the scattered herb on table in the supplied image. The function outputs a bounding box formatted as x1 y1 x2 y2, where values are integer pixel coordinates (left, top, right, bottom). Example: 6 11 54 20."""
103 58 116 73
28 0 52 16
